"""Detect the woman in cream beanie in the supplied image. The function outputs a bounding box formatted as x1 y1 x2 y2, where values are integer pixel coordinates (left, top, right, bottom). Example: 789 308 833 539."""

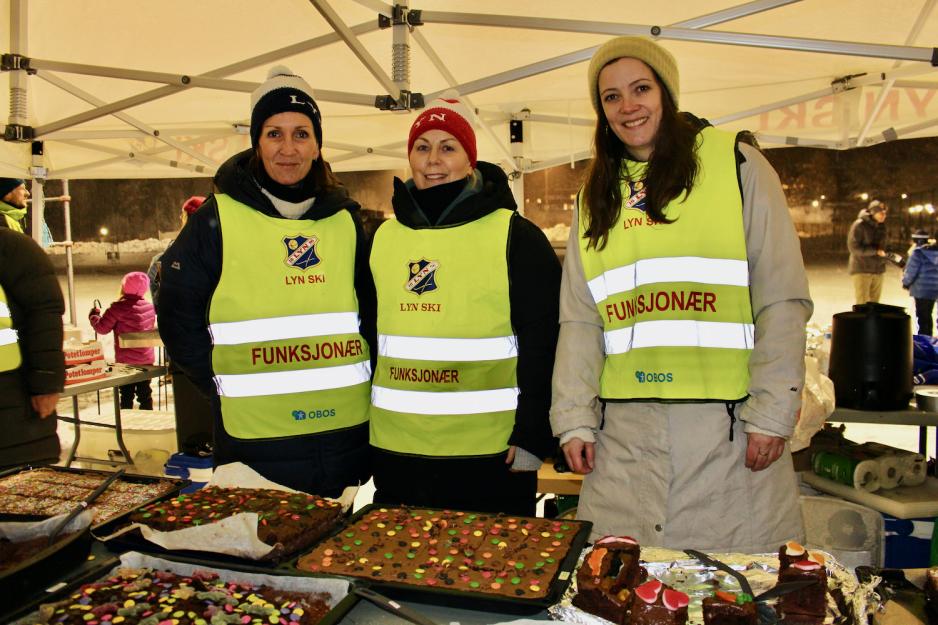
550 36 813 553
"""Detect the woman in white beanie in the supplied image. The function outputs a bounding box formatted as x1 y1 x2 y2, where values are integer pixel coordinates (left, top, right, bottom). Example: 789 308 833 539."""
367 96 559 515
158 66 375 497
550 37 813 552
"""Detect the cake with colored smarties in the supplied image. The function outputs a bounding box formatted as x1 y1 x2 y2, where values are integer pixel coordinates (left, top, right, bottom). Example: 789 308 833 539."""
25 567 332 625
0 467 177 525
127 487 343 556
295 506 582 599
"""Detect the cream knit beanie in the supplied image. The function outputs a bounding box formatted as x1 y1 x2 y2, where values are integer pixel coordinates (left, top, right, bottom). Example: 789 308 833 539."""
587 37 679 113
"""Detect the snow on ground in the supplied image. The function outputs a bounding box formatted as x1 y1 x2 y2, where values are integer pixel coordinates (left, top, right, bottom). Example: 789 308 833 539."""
48 237 171 255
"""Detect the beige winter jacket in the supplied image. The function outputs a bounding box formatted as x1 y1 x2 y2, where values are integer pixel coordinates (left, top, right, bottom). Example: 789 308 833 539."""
550 143 813 553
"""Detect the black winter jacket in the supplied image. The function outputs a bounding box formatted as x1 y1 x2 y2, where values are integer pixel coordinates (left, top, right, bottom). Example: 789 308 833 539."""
157 150 376 495
384 161 560 460
0 227 64 468
847 208 887 274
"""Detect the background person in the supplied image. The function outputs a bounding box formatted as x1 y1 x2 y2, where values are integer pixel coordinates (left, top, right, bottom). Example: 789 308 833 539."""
0 178 29 232
89 271 156 410
903 229 938 336
147 195 205 308
550 37 811 552
368 96 559 516
847 199 888 304
0 227 65 468
158 66 375 497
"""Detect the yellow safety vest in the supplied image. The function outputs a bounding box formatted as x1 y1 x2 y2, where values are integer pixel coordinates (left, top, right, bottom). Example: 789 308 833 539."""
369 208 517 456
0 283 21 372
578 127 753 401
209 194 371 439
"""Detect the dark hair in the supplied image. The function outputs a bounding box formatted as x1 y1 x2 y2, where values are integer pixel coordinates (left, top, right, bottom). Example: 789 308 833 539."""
582 68 700 250
249 152 341 192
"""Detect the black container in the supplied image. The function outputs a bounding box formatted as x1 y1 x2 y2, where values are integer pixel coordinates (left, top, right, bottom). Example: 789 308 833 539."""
828 303 913 410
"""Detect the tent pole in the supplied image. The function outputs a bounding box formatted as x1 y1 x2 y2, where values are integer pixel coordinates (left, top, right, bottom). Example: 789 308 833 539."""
856 0 937 145
309 0 401 101
34 21 380 137
410 28 516 169
7 0 28 128
62 179 76 327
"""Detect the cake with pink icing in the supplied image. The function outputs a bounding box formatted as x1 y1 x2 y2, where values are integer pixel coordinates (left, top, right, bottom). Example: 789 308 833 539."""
630 579 689 625
572 535 648 624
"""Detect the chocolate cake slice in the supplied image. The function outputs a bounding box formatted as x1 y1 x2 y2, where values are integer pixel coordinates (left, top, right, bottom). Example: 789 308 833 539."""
777 559 827 620
630 579 689 625
572 535 647 624
702 590 757 625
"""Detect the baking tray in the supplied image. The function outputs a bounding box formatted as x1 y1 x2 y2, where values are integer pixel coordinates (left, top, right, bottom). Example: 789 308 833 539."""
94 490 346 567
2 551 360 625
0 464 189 528
291 503 592 615
0 523 94 605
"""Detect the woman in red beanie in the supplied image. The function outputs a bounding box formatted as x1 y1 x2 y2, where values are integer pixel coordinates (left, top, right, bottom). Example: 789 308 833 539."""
367 95 559 516
89 271 156 409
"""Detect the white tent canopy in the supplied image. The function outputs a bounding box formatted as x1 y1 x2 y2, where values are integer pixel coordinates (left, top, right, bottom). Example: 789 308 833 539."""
2 0 938 181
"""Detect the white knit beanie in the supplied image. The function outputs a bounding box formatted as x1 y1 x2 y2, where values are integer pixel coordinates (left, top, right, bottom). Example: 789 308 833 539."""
250 65 322 148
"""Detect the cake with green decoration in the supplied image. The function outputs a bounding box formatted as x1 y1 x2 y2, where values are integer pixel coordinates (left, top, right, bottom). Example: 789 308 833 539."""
127 486 343 556
295 506 582 599
25 567 332 624
702 590 757 624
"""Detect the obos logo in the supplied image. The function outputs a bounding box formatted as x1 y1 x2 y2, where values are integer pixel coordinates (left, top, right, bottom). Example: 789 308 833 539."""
283 234 321 269
635 370 674 383
292 408 336 421
624 180 647 212
405 258 440 295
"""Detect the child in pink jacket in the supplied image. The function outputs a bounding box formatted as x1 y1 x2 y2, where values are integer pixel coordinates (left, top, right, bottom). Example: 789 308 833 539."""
89 271 156 409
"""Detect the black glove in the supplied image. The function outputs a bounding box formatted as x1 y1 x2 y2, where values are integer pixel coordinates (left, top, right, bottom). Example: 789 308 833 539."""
89 307 100 317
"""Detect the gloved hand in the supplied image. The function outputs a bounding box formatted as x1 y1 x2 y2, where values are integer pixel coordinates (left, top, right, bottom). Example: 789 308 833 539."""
89 307 100 317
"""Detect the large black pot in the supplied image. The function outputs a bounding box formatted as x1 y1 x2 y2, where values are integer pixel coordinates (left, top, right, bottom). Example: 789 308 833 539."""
828 303 913 410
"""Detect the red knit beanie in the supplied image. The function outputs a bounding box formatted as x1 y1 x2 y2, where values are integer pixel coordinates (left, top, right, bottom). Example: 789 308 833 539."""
407 96 477 167
182 195 206 215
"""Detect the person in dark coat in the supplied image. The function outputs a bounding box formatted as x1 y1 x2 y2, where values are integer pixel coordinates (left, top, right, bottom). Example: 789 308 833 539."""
89 271 156 409
158 66 375 497
847 199 888 304
903 230 938 336
368 96 559 516
0 227 65 469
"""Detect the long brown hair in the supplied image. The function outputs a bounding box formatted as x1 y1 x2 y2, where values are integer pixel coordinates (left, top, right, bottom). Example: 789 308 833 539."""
582 68 700 250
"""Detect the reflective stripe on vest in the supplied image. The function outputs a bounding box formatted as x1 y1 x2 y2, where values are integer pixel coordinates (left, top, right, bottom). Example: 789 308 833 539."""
210 312 360 345
0 284 21 372
378 334 518 362
369 208 517 457
215 361 372 397
578 126 753 401
209 194 370 440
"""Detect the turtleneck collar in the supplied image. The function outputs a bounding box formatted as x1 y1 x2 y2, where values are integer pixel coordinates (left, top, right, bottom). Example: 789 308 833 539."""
409 177 470 225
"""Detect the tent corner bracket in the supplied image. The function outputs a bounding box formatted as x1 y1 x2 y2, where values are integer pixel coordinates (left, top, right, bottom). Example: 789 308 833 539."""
378 6 422 29
375 90 424 111
1 53 33 74
3 123 34 142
